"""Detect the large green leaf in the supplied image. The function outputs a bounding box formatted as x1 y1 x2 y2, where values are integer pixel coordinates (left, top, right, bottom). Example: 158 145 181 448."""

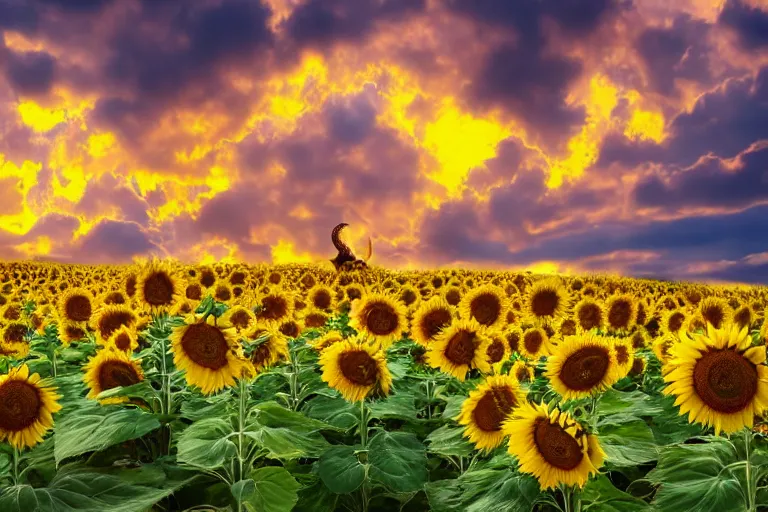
646 395 706 445
252 401 342 432
368 431 428 493
176 417 237 470
179 392 232 421
231 467 300 512
302 396 359 430
580 475 650 511
295 477 340 512
317 445 366 494
441 395 464 421
368 392 419 421
598 418 659 466
53 406 161 464
246 427 330 460
426 469 539 512
597 389 664 418
646 436 747 512
425 425 475 458
0 463 196 512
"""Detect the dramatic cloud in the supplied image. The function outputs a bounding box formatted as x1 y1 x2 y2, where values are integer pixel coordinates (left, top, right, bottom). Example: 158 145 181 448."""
0 0 767 282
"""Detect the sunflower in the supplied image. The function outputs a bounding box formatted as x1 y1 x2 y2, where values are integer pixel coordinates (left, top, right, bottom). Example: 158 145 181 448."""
457 375 523 452
629 328 649 350
309 330 345 352
697 296 732 330
458 284 508 330
652 334 677 364
103 324 139 353
319 336 392 402
308 284 336 311
344 283 365 303
425 318 492 381
573 297 604 332
57 287 94 326
512 360 535 384
59 320 89 345
397 284 420 312
663 323 768 435
546 333 621 401
170 314 247 395
519 327 552 360
525 279 569 325
1 321 30 357
124 271 138 299
443 285 463 307
183 282 203 302
410 296 454 347
504 326 523 354
604 294 637 333
661 308 687 336
503 402 603 490
90 304 137 342
212 281 233 303
83 348 145 404
254 287 295 326
279 318 303 339
136 260 183 315
199 266 217 288
245 326 290 374
303 309 330 329
101 290 128 306
629 356 646 377
612 338 634 378
485 332 510 372
0 364 62 449
733 304 755 330
349 293 408 348
221 305 256 334
682 312 708 335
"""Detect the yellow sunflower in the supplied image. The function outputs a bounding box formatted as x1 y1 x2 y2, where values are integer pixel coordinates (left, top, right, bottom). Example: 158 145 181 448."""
102 324 139 353
1 321 30 358
349 292 408 348
546 333 621 401
170 314 247 395
503 402 603 490
319 336 392 402
58 320 89 346
573 297 604 332
512 360 535 384
663 322 768 435
660 308 687 336
279 318 304 339
459 284 509 330
525 279 569 326
136 260 183 315
90 304 137 343
83 348 145 404
697 296 732 330
396 284 420 312
254 287 295 326
604 294 637 333
503 326 523 354
221 305 256 334
303 308 330 329
485 331 510 373
629 356 646 377
410 296 455 347
309 330 345 352
612 337 635 378
57 287 94 327
519 327 553 360
425 318 492 381
308 284 336 311
457 375 523 452
733 304 756 330
0 364 62 449
652 334 677 364
245 326 290 374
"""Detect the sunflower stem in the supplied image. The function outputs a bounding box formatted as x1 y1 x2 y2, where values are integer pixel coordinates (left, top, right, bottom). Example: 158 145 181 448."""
744 428 756 512
237 378 248 483
360 399 369 449
51 349 58 379
12 446 20 487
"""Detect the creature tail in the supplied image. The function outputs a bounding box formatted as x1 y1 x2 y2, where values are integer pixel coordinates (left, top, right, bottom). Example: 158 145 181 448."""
364 237 373 262
331 223 353 256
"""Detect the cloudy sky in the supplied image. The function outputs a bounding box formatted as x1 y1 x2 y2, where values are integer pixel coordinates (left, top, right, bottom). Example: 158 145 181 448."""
1 0 767 283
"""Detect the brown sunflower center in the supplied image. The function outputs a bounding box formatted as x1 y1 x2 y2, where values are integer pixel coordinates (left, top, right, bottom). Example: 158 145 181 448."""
486 340 505 364
280 321 300 338
251 343 272 366
143 271 174 306
105 292 126 305
667 312 685 332
533 418 584 471
98 310 135 339
338 350 378 386
215 286 231 302
401 289 418 306
65 325 86 340
420 309 452 341
523 330 544 356
473 387 517 432
98 360 141 391
607 300 633 329
693 349 758 413
701 305 725 329
347 287 362 301
615 344 630 365
470 293 502 326
515 365 532 383
630 357 645 376
305 312 328 328
114 332 132 351
313 290 332 309
578 303 602 330
4 323 27 344
260 296 288 321
180 323 229 370
560 319 577 337
186 284 202 300
229 310 252 330
445 330 476 365
65 295 92 322
200 270 216 288
531 290 559 318
230 271 246 285
445 289 461 306
506 331 520 353
559 346 611 391
364 302 399 336
0 380 42 432
125 276 137 297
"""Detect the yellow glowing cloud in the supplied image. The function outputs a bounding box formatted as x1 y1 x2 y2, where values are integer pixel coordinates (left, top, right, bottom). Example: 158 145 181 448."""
17 101 67 133
85 132 117 158
271 239 315 264
14 236 52 258
623 91 666 143
0 156 41 236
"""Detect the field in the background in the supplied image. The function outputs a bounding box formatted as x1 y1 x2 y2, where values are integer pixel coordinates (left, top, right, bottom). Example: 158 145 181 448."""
1 260 768 512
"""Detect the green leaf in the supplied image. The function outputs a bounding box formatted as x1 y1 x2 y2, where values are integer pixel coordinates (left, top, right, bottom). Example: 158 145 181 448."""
317 445 366 494
580 475 650 511
54 406 161 465
368 431 428 493
426 470 540 512
246 427 330 460
646 436 747 512
598 418 659 466
179 392 232 421
176 417 236 470
647 395 706 445
252 401 342 432
597 389 664 418
368 392 418 421
295 477 339 512
302 396 359 430
0 463 196 512
425 425 474 458
441 395 464 421
232 467 301 512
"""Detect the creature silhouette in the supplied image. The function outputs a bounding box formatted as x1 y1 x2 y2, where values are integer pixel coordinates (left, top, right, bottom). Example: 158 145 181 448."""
330 223 372 271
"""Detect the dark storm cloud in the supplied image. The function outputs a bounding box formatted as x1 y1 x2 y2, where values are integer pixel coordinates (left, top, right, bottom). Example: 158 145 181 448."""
34 0 113 14
634 145 768 211
324 90 378 145
635 14 712 96
4 50 56 96
0 0 39 32
284 0 427 48
68 219 159 263
75 173 151 226
719 0 768 50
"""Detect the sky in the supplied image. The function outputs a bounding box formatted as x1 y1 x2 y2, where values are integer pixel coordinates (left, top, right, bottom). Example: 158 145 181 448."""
1 0 768 283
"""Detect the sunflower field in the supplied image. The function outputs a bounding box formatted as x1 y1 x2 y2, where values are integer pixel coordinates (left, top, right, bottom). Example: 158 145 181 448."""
1 260 768 512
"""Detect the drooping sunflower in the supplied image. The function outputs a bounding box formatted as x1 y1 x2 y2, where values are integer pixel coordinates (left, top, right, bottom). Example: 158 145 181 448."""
652 334 677 364
663 322 768 435
604 294 637 333
303 308 330 329
136 260 183 315
546 333 621 401
397 284 421 312
682 312 708 335
629 356 646 377
629 328 649 350
733 304 756 330
83 348 145 404
58 320 89 345
512 359 536 384
103 324 139 353
1 321 30 358
459 284 508 330
170 314 247 395
309 330 345 352
519 327 553 360
525 279 569 325
425 318 492 381
504 326 523 354
90 304 137 343
503 402 604 490
457 375 523 452
349 293 408 348
697 296 732 330
245 325 290 374
57 287 95 327
279 318 304 339
410 296 454 347
319 336 392 402
0 364 62 449
573 297 604 332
